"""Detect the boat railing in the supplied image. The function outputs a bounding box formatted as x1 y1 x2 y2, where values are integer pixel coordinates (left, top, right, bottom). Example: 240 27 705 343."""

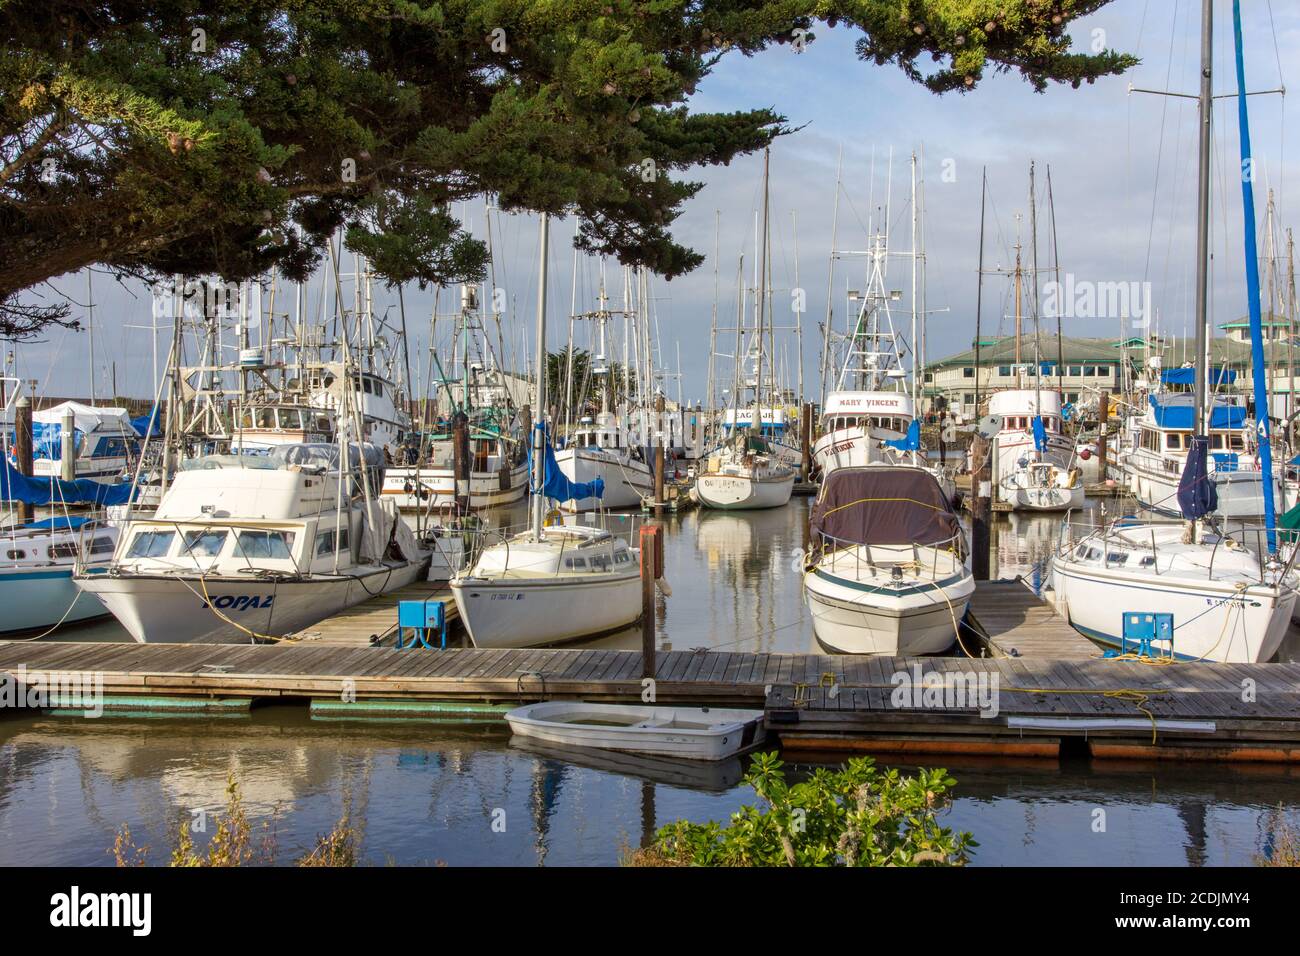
815 529 965 581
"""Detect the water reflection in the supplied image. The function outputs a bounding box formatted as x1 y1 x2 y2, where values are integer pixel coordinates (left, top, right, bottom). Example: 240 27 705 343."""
3 707 1299 867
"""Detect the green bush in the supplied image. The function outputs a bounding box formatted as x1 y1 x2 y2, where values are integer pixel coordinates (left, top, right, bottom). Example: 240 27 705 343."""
639 752 976 867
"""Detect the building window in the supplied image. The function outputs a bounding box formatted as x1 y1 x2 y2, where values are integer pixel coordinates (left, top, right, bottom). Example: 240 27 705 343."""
1083 366 1096 377
923 372 933 383
1069 365 1082 377
963 367 975 378
998 366 1012 377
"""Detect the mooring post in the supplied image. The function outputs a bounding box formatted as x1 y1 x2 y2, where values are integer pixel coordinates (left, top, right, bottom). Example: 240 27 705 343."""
639 523 661 679
452 409 470 515
971 431 992 580
60 405 76 482
14 395 34 523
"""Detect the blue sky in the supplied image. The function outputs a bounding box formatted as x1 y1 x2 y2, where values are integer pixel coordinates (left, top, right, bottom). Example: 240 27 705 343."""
10 0 1300 404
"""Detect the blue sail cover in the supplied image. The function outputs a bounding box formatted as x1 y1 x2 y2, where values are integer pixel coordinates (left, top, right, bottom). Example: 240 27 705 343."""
131 408 163 437
1 456 135 506
1177 435 1218 520
1160 366 1237 386
1031 416 1048 452
883 419 921 451
527 424 604 502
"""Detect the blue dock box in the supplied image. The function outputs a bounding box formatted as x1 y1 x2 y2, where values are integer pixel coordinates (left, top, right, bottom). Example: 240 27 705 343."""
396 600 447 649
1119 611 1174 658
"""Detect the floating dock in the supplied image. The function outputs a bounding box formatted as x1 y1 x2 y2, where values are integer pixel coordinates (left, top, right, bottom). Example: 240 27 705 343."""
289 581 458 647
966 580 1097 660
5 630 1300 762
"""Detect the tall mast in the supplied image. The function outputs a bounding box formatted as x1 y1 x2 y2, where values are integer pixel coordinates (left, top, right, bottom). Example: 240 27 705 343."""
531 213 550 541
820 147 843 409
1192 0 1213 437
753 147 770 437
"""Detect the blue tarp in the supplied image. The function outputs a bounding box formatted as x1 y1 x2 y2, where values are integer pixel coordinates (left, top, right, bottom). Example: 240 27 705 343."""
527 424 604 503
23 515 95 530
1161 366 1237 386
1031 416 1048 453
131 409 163 437
1149 395 1246 430
1 456 135 506
1178 435 1218 519
30 421 79 460
1212 453 1240 472
883 419 921 452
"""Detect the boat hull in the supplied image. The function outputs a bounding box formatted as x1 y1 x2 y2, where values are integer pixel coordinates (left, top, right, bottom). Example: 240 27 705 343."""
1052 558 1295 663
505 702 766 761
1124 458 1276 519
0 566 110 632
75 561 426 644
804 567 972 656
450 571 642 648
695 472 794 510
382 464 527 511
553 448 653 511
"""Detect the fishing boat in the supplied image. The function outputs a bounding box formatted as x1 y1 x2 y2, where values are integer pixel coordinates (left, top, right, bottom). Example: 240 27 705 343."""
1053 0 1298 664
505 701 766 762
382 416 526 512
803 465 972 655
0 517 118 632
1121 387 1275 518
991 389 1083 512
74 443 428 643
554 412 653 510
449 214 643 649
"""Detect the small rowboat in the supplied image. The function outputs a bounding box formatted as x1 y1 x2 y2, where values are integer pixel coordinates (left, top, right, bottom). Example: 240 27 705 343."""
504 702 766 762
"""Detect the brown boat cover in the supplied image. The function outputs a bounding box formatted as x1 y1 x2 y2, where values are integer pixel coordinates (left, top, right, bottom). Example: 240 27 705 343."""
810 466 960 550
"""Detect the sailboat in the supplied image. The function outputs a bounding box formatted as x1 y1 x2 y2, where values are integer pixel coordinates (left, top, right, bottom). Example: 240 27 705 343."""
696 149 796 510
1053 0 1297 663
450 214 643 648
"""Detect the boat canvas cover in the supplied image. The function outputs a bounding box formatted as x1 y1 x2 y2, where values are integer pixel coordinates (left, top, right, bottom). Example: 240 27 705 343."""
528 424 603 502
1160 366 1237 386
1177 435 1218 520
810 466 959 553
1 456 134 506
1148 394 1245 430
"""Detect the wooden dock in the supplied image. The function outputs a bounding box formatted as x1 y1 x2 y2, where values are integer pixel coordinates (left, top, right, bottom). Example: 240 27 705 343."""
288 581 458 647
966 580 1098 660
5 640 1300 762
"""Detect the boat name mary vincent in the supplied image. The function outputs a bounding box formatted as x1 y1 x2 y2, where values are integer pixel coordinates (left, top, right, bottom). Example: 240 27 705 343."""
889 664 1000 719
0 666 104 718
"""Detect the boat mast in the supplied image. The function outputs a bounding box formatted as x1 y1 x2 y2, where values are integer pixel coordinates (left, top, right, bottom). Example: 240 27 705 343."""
753 147 770 443
531 213 551 542
820 147 843 410
1191 0 1213 440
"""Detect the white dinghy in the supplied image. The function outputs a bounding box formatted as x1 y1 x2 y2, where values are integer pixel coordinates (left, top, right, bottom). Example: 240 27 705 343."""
505 701 766 762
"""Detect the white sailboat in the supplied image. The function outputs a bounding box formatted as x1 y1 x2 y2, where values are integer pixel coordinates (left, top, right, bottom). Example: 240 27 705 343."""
0 518 118 633
1053 0 1297 663
991 389 1084 512
697 148 796 510
450 213 643 648
803 465 973 656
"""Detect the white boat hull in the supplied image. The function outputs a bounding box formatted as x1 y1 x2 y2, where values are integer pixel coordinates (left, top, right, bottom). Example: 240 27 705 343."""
76 561 426 644
1052 559 1295 663
804 567 973 656
813 428 895 476
0 566 110 632
695 472 794 510
553 448 652 511
1000 481 1085 512
451 571 641 648
505 701 766 761
382 463 527 511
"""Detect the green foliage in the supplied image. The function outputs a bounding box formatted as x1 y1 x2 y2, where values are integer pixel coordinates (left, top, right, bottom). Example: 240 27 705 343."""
642 751 977 866
1 1 1137 337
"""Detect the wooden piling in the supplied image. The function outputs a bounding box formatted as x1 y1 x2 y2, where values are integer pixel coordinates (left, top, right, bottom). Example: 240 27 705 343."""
800 401 814 478
14 395 33 523
452 409 470 515
1097 389 1110 481
639 523 662 678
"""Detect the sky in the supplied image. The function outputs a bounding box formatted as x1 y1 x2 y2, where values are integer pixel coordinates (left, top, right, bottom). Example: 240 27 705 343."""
8 0 1300 406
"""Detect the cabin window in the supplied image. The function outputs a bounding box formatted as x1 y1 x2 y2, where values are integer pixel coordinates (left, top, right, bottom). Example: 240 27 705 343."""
362 378 373 394
90 537 116 555
1229 435 1243 450
591 554 612 571
615 551 630 564
315 529 349 557
1165 433 1181 449
1083 366 1097 377
257 408 277 428
372 380 383 398
235 530 296 560
278 408 304 430
570 557 588 569
314 415 332 432
6 549 24 560
239 410 255 429
963 367 975 378
182 529 228 558
1210 434 1224 450
999 366 1012 377
127 530 176 559
48 542 79 559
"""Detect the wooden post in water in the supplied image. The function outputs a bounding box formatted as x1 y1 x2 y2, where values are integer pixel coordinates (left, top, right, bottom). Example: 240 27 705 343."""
970 431 992 580
1096 390 1110 482
639 523 662 678
14 395 34 523
452 410 470 515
